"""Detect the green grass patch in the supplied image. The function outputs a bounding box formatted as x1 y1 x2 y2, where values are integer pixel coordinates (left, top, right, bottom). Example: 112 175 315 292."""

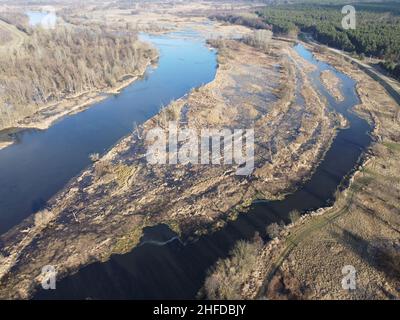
383 141 400 152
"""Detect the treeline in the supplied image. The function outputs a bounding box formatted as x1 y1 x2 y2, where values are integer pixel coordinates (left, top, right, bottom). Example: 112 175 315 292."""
0 26 156 130
257 3 400 79
379 60 400 80
209 14 272 31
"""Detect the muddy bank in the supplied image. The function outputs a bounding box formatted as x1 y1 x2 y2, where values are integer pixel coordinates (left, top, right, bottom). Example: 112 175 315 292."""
0 136 13 150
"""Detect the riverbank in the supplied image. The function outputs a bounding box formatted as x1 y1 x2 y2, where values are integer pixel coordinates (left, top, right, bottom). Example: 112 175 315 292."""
0 36 341 299
0 51 158 151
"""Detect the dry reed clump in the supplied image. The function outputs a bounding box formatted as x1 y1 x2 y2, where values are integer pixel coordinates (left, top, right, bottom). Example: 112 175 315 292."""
266 222 284 239
94 160 113 178
206 38 233 67
34 209 55 227
203 234 264 299
89 153 100 162
289 209 301 223
93 158 137 189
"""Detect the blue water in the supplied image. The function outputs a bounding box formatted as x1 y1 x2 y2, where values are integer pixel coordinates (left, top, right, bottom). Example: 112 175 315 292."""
0 32 217 234
26 11 56 27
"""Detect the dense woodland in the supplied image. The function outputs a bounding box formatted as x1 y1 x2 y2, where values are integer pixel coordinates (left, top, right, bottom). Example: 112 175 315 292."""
209 13 272 30
0 25 155 130
257 3 400 79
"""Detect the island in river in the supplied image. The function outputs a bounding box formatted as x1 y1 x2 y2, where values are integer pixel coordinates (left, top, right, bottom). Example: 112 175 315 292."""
0 26 344 298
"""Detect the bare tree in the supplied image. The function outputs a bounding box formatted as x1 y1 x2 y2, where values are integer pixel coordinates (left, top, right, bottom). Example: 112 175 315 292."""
243 30 273 52
0 25 156 131
266 222 282 239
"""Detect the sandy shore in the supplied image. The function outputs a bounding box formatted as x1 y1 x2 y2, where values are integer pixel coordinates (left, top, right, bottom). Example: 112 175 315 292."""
0 140 12 150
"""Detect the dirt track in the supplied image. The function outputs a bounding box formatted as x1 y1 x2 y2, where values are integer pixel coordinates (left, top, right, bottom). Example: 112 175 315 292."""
0 19 26 51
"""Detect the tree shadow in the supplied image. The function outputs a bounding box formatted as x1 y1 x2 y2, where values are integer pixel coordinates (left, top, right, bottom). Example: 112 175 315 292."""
331 228 400 287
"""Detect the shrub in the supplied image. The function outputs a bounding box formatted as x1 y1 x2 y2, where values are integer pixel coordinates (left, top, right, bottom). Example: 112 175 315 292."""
289 209 301 223
266 222 282 239
94 160 112 177
34 209 54 227
203 234 264 299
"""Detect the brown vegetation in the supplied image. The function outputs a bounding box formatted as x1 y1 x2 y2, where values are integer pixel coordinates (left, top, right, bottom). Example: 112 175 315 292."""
242 29 273 52
0 26 12 44
201 234 264 300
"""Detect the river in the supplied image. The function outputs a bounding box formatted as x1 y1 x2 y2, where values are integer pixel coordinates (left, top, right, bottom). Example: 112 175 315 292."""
31 39 372 299
0 31 217 236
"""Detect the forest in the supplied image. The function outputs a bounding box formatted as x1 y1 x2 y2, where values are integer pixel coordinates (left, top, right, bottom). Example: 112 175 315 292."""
0 25 155 130
209 13 272 30
257 2 400 79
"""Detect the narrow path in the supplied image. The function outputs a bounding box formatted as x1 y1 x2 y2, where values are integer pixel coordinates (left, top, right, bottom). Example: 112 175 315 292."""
255 175 362 299
0 19 26 51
